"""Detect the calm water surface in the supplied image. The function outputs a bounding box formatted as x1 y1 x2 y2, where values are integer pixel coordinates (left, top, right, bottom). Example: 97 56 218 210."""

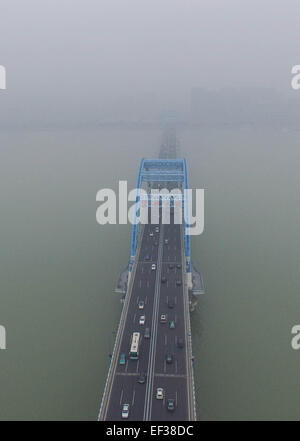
0 127 300 420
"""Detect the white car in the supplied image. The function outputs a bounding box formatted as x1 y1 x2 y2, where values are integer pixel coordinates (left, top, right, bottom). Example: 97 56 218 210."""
149 232 154 237
122 403 130 419
139 315 146 325
151 264 156 271
155 227 159 233
156 388 164 400
160 314 167 323
138 300 145 310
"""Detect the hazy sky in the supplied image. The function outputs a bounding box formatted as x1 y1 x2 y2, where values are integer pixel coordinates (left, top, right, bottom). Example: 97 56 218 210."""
1 0 300 123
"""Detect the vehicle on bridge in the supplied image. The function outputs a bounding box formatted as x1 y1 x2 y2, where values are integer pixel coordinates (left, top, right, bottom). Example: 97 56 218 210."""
167 399 176 411
168 298 175 309
156 388 164 400
165 353 173 364
129 332 140 359
121 403 130 419
119 353 126 365
169 320 176 329
177 337 184 348
139 315 145 325
160 314 167 323
137 373 146 384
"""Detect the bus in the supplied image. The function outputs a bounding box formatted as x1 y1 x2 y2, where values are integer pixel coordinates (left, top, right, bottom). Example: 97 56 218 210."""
129 332 140 359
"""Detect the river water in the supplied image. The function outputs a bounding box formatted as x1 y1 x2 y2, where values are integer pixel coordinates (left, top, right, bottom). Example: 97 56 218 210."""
0 126 300 420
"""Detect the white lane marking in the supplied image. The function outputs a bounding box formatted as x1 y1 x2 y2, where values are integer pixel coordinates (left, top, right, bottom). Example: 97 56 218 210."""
120 389 124 405
176 390 178 406
139 279 142 288
147 280 149 288
136 360 140 373
125 360 129 373
132 389 136 406
164 360 166 374
133 313 136 323
175 359 178 374
145 295 148 304
164 334 167 346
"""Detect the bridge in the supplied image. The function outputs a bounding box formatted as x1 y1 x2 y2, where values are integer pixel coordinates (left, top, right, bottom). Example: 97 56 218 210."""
98 128 204 421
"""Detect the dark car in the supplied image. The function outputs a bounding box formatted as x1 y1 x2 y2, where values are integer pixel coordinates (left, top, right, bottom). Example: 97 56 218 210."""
144 328 150 338
168 263 174 270
177 338 184 348
167 298 174 309
176 280 182 286
161 276 167 283
145 253 150 260
138 373 146 384
167 399 175 411
165 353 173 364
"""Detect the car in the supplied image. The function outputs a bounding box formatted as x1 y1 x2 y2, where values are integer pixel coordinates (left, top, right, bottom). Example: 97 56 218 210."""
168 263 174 269
137 373 146 384
144 327 150 338
155 227 159 233
149 232 154 237
119 353 126 365
138 300 145 310
167 399 175 411
164 238 169 244
169 320 176 329
176 263 181 269
167 298 174 309
176 280 182 286
151 264 156 271
145 253 150 260
154 241 158 246
122 403 130 418
156 388 164 399
139 315 145 325
165 353 173 364
177 338 184 348
161 276 167 283
160 314 167 323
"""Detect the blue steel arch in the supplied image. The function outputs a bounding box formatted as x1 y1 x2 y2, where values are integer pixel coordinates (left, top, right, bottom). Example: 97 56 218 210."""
183 158 191 272
129 158 191 273
129 158 145 269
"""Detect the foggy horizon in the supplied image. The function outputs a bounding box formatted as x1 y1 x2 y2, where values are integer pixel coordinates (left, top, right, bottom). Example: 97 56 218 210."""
1 0 300 126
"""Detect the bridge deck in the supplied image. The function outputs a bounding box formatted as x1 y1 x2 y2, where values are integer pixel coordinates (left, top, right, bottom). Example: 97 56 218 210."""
99 211 195 421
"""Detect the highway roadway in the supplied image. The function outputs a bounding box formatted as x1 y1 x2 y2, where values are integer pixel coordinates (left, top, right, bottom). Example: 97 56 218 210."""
100 208 193 421
148 220 189 421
